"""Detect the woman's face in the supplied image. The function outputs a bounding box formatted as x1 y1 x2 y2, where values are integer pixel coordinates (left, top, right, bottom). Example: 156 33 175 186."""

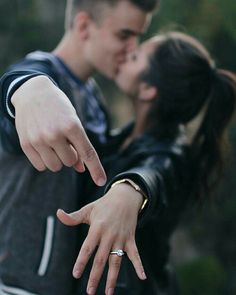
115 40 156 97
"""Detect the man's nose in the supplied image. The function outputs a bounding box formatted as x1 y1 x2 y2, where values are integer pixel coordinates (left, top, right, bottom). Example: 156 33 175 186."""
126 37 138 53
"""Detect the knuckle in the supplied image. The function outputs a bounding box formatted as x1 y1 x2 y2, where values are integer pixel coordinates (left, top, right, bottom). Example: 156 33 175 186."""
20 139 31 151
44 132 61 145
76 260 86 270
29 134 45 148
133 248 140 259
63 159 76 168
83 148 97 162
126 237 136 249
110 258 121 269
126 242 140 259
49 162 63 172
95 221 107 233
132 249 140 261
97 220 106 228
63 118 79 134
107 281 115 290
82 245 93 257
94 256 106 267
36 164 47 172
63 154 78 167
89 277 98 287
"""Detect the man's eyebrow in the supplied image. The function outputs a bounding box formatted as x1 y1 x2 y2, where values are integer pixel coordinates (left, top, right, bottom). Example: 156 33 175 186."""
119 29 142 36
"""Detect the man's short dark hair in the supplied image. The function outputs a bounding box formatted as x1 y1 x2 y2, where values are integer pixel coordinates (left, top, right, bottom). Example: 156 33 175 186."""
65 0 159 30
129 0 159 12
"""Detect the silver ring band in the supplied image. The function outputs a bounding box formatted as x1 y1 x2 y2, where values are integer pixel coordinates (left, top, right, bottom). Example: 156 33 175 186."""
110 249 126 257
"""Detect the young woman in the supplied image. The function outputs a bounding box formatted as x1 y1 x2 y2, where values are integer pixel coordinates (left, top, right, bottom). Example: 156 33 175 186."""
57 32 236 295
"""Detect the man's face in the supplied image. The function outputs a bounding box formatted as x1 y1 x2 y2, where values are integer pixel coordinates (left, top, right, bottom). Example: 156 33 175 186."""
85 1 152 79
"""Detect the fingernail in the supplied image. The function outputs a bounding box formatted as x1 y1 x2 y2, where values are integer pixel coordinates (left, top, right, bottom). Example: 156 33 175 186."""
141 271 147 280
97 177 106 186
73 269 81 279
108 288 114 295
87 287 96 295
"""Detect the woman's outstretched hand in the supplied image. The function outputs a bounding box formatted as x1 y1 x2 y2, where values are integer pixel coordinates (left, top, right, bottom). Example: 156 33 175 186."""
57 183 147 295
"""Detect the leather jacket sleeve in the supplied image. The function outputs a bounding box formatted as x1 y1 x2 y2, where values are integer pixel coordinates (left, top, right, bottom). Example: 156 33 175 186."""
0 57 58 119
105 145 188 228
0 54 64 153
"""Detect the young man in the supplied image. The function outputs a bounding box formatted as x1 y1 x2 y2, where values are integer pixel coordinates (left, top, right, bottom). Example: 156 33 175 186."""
0 0 158 294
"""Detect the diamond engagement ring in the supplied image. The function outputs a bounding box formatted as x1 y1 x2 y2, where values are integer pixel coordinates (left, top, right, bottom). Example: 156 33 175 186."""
110 249 126 257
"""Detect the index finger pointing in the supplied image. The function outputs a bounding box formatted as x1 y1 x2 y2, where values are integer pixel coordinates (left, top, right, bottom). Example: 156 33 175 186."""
67 121 107 186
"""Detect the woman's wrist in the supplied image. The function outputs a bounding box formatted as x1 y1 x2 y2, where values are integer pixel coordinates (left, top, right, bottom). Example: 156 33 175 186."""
111 178 148 213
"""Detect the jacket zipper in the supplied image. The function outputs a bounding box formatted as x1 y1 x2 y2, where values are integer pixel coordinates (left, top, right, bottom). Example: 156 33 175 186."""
37 216 55 276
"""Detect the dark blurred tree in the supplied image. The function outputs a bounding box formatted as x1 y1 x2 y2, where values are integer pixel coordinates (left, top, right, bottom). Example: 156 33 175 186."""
0 0 65 74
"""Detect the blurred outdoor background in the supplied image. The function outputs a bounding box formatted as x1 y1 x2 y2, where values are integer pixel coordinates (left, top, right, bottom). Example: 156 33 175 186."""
0 0 236 294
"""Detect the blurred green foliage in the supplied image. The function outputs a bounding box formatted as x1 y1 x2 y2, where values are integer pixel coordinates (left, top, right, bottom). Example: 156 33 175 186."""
177 256 226 295
147 0 236 70
0 0 65 74
0 0 236 294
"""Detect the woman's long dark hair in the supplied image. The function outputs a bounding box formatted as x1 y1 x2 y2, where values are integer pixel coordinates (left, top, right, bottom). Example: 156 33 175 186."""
142 32 236 199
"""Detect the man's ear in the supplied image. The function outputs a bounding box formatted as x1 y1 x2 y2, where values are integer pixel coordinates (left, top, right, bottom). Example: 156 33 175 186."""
138 82 158 102
74 12 91 40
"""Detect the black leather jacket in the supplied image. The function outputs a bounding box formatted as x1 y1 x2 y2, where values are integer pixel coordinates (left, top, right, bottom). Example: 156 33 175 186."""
79 123 191 295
